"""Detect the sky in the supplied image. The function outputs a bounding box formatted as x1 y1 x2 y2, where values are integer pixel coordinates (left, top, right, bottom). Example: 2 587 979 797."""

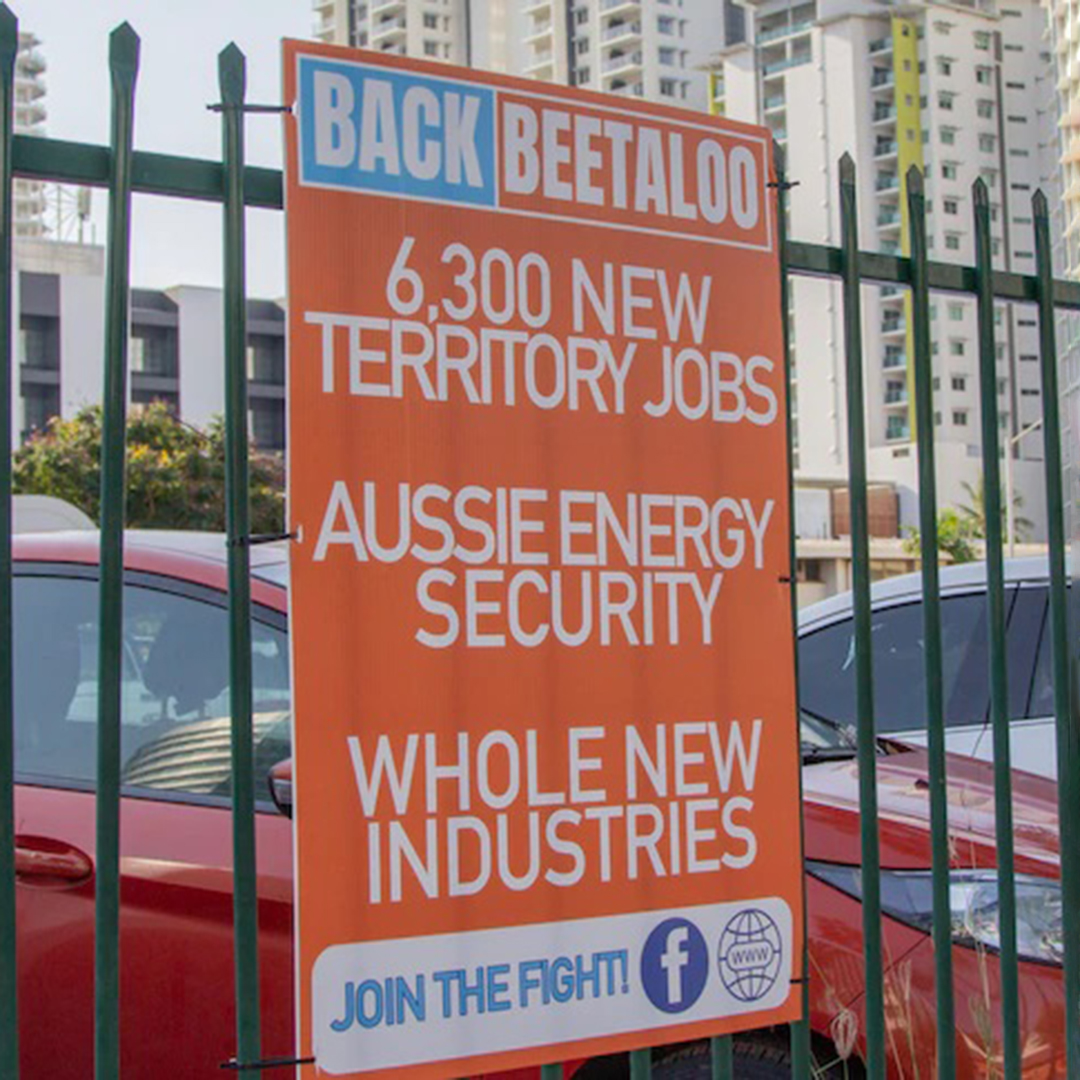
18 0 312 297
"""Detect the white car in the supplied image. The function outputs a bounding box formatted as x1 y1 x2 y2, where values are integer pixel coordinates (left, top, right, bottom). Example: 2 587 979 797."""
798 556 1063 779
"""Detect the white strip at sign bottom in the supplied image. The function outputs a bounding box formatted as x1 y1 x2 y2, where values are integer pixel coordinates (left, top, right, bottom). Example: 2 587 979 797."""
312 896 793 1074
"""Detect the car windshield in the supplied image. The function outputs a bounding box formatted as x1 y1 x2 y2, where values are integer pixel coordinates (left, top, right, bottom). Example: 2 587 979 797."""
800 709 858 753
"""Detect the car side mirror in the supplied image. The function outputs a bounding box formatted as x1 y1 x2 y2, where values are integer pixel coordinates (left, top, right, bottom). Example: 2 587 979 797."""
268 758 292 819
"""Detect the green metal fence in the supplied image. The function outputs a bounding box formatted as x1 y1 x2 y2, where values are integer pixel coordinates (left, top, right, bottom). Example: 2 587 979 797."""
0 6 1078 1078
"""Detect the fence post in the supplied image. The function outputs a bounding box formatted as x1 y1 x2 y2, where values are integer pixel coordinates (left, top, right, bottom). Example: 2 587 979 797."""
905 165 956 1080
95 23 139 1080
1032 189 1080 1080
775 140 810 1080
972 178 1021 1079
219 43 262 1077
0 7 17 1077
837 152 886 1080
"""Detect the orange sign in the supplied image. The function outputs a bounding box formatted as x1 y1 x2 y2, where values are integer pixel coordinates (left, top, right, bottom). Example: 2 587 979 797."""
283 40 803 1079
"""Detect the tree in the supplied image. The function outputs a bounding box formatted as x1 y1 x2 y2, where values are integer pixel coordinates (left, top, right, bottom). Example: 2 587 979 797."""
13 403 285 533
958 477 1033 543
903 508 979 564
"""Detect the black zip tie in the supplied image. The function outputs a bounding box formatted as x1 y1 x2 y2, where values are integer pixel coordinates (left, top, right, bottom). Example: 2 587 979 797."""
221 1055 316 1071
768 179 800 190
228 531 298 548
207 102 293 114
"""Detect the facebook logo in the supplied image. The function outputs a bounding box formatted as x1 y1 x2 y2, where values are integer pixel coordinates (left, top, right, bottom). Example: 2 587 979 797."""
640 918 709 1014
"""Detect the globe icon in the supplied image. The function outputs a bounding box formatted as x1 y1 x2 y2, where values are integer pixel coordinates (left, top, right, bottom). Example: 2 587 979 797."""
716 909 783 1003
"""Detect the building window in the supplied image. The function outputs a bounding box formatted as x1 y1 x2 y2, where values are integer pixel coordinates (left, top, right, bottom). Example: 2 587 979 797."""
659 77 677 96
978 133 996 152
952 375 966 391
658 46 676 65
576 37 588 54
974 30 991 50
249 398 285 453
977 98 994 119
576 6 588 23
976 66 992 85
423 40 439 56
130 326 178 377
943 198 959 215
131 388 179 416
20 382 59 442
941 127 957 145
937 57 953 76
575 67 590 84
247 335 285 385
942 161 958 180
19 315 58 371
658 15 676 33
953 410 968 426
950 340 965 356
944 235 961 252
938 91 955 110
948 302 964 319
423 12 438 28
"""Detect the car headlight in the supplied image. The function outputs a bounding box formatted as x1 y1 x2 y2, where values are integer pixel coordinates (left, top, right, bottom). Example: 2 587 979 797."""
808 860 1063 966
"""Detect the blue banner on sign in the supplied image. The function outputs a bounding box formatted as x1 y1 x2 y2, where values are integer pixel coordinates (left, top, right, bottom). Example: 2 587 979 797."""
297 56 497 207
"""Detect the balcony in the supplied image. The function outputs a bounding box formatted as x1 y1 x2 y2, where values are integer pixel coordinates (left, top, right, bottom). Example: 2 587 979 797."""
880 285 903 300
524 17 554 42
868 37 892 54
609 80 644 96
764 93 785 110
883 350 906 370
603 51 643 74
600 0 641 12
602 20 641 43
371 0 405 11
876 173 899 192
873 105 896 124
886 418 911 440
877 209 901 228
884 386 909 405
871 68 894 90
525 49 556 74
371 15 407 42
874 139 898 158
881 317 905 335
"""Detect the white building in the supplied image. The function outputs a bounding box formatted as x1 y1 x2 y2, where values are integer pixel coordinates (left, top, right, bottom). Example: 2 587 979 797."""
14 32 47 239
312 0 495 67
1041 0 1080 538
312 0 731 111
12 242 286 454
709 0 1061 537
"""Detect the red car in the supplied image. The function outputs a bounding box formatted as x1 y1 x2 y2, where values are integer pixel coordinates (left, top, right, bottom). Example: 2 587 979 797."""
12 530 1066 1077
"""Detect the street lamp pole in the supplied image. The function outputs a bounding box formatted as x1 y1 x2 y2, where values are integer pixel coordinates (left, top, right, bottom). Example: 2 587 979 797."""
1005 416 1043 557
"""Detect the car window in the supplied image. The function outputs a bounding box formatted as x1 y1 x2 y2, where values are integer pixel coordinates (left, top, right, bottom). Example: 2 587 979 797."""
1028 591 1057 720
14 573 290 802
1006 586 1046 721
798 591 1005 733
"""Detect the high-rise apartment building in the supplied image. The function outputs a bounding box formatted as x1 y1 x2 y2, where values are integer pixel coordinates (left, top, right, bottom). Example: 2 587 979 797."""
1042 0 1080 534
312 0 727 111
312 0 501 68
14 32 47 239
709 0 1061 533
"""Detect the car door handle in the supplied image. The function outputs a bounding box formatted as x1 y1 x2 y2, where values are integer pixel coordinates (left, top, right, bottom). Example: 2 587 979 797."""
15 835 94 885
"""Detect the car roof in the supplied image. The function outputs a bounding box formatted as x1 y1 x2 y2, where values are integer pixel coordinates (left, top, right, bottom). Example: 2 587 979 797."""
13 529 289 601
798 554 1054 630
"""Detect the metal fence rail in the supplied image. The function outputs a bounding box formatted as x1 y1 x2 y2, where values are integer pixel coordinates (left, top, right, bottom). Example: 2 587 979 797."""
0 5 1078 1078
